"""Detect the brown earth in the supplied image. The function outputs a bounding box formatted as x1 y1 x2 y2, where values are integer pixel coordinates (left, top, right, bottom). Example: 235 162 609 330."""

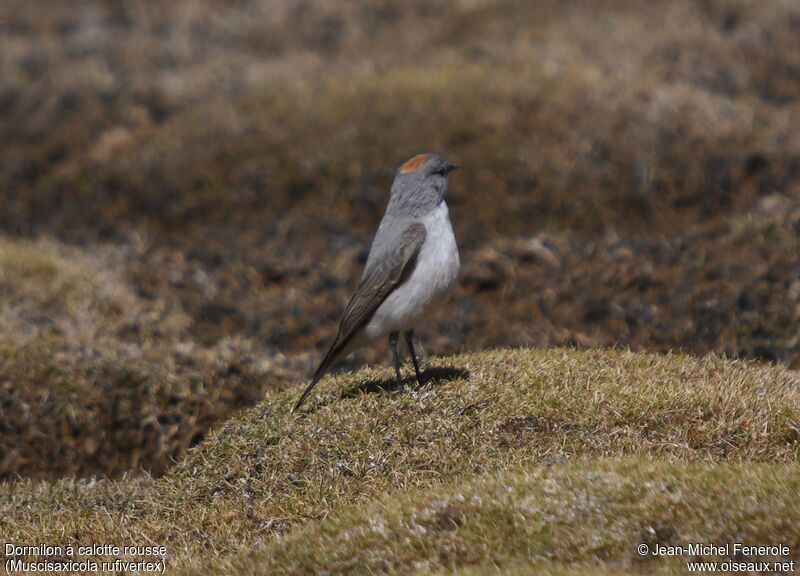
1 0 798 479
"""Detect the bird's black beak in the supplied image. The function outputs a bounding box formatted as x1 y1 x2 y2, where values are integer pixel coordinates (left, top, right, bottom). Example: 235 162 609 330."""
445 163 458 174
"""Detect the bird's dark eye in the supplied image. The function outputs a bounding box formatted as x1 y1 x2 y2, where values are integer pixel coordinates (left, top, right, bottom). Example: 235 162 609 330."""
434 163 458 175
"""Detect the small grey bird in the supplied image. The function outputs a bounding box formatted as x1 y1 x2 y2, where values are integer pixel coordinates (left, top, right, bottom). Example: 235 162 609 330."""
293 153 460 411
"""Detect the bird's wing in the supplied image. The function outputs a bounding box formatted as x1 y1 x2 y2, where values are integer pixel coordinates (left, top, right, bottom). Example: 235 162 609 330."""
293 222 427 411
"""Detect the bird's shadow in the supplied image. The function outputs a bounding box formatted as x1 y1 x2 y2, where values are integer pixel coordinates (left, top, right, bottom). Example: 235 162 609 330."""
341 366 469 399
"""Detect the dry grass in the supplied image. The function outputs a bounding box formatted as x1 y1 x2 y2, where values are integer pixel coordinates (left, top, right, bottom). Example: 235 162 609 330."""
0 236 280 479
1 0 799 480
194 461 800 575
1 348 798 572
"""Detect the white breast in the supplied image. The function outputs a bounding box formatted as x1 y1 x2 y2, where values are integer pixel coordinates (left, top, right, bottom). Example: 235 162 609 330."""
363 201 460 340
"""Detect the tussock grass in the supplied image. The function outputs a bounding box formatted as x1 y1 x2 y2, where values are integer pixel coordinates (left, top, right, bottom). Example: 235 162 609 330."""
0 236 273 479
0 236 114 334
2 348 798 572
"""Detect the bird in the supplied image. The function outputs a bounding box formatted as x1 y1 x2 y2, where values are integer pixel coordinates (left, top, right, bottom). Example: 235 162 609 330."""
293 153 460 412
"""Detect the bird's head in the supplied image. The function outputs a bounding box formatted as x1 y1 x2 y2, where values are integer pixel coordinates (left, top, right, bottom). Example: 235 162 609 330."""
388 153 458 215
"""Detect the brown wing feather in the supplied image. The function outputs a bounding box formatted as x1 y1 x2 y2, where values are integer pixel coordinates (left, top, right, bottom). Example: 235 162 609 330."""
293 223 427 411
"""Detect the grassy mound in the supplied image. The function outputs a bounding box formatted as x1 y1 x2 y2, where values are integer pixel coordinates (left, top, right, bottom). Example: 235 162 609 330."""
2 348 798 572
0 236 273 479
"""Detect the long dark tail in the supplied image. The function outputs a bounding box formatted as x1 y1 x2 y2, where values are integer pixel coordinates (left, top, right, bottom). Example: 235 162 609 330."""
292 344 341 412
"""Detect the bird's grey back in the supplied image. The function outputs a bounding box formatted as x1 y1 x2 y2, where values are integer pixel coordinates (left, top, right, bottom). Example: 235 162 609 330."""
361 153 451 281
385 178 444 219
361 213 420 282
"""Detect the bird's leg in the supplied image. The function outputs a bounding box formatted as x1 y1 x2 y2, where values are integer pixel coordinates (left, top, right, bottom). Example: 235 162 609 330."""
389 332 403 386
404 330 423 385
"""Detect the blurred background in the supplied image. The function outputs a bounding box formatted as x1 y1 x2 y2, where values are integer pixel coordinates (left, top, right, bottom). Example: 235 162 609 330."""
1 0 798 480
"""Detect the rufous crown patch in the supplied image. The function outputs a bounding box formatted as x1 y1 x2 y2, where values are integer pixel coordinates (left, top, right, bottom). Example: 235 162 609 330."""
399 154 430 174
